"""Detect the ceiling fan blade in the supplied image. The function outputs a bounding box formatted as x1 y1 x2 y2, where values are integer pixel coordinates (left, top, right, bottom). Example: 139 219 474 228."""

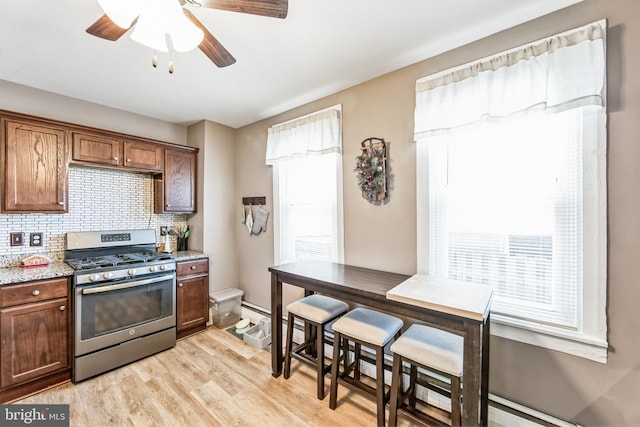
196 0 288 19
184 10 236 67
86 14 133 41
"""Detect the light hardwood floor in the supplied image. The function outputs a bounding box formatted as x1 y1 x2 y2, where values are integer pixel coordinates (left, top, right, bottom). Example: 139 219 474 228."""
16 326 419 426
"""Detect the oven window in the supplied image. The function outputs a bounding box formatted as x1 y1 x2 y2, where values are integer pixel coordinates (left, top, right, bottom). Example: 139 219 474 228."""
80 279 174 340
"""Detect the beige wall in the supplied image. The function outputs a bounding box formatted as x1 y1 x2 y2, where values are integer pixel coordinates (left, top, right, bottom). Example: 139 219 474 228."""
234 0 640 425
234 124 277 305
0 80 187 144
188 120 237 294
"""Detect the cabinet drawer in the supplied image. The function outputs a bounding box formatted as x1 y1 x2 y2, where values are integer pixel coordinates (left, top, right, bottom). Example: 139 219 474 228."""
177 259 208 277
0 278 68 308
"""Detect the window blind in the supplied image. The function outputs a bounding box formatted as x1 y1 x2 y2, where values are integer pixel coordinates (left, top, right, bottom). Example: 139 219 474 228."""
427 108 583 328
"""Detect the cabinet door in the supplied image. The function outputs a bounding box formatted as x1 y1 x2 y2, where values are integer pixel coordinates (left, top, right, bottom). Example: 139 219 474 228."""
72 132 121 166
2 120 68 213
123 140 163 172
160 148 196 213
176 275 208 334
0 298 69 388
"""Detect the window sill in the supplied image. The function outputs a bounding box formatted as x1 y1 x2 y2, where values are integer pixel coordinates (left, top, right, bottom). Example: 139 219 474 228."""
490 314 608 363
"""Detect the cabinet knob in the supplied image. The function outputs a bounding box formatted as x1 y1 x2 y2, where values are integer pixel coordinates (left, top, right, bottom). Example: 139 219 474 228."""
32 290 40 296
191 265 196 270
113 156 119 161
178 283 183 287
57 201 65 206
59 306 66 311
126 158 131 162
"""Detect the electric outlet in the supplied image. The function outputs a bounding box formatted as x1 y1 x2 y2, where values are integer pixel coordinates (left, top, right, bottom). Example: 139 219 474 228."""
160 226 168 236
30 232 43 247
10 232 24 246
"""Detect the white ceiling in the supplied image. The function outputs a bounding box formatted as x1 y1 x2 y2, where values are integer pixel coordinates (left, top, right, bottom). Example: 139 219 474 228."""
0 0 579 129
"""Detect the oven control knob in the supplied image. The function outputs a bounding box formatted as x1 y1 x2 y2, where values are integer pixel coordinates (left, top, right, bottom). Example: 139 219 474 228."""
127 269 137 276
103 272 113 280
159 265 167 271
149 266 157 273
89 274 100 282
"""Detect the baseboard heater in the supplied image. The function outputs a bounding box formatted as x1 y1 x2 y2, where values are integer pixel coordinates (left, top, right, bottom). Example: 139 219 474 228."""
240 302 578 427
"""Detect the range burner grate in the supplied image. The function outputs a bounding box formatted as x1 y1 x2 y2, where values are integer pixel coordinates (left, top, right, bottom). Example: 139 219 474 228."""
66 251 174 271
66 258 116 270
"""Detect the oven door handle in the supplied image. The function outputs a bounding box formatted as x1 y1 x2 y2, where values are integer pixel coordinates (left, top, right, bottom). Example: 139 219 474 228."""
81 274 175 294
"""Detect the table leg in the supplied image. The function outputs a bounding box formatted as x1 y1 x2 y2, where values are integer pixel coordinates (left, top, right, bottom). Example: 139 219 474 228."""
462 324 482 426
271 273 283 377
304 290 313 356
480 314 490 425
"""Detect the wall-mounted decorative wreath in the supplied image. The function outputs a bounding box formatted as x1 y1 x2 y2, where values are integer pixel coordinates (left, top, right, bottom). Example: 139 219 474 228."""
355 137 387 202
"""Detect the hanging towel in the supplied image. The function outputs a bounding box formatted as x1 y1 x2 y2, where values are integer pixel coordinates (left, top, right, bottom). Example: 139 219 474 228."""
246 204 254 234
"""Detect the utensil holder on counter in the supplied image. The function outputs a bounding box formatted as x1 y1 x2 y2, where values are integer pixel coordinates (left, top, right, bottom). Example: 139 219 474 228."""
177 237 188 251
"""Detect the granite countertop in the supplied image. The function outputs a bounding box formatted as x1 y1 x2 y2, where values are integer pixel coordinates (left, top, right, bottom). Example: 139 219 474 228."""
173 250 208 262
0 252 208 286
0 262 74 286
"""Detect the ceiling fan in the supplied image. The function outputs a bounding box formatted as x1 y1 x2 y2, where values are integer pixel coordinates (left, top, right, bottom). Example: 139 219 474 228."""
86 0 288 68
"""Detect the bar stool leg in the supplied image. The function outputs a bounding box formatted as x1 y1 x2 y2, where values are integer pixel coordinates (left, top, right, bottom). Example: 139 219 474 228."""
388 353 402 427
354 342 362 380
284 311 295 379
409 364 418 408
376 347 386 427
310 323 317 358
316 321 326 399
342 335 350 372
329 331 342 409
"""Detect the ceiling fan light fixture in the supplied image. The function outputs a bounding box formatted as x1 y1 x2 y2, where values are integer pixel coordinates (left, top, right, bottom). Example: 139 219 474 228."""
87 0 288 68
129 0 202 53
168 13 204 52
130 13 169 52
97 0 142 29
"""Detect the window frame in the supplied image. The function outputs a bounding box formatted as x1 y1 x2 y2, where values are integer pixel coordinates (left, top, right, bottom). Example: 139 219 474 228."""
270 105 345 266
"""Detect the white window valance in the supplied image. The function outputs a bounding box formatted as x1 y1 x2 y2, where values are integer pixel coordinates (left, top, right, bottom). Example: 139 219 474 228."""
414 20 606 139
266 107 341 165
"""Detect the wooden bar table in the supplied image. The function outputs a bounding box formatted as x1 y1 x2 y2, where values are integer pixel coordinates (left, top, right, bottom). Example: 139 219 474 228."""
269 261 493 427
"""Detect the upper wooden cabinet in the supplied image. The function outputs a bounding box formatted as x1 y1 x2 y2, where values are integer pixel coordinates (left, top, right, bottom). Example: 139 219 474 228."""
0 110 198 215
72 132 162 173
72 132 120 167
123 140 163 172
1 118 68 213
155 147 197 213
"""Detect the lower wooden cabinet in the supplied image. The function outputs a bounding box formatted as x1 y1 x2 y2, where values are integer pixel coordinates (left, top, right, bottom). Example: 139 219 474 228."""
0 277 71 403
176 258 209 339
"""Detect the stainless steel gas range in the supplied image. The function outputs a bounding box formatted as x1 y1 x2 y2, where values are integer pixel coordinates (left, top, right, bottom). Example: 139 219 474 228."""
64 229 177 382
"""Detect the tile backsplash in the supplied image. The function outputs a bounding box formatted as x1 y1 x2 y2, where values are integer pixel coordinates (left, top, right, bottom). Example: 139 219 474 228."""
0 167 187 267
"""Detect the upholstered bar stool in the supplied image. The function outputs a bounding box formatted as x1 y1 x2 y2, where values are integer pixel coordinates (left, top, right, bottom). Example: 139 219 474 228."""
388 324 464 427
329 307 403 427
284 294 349 399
